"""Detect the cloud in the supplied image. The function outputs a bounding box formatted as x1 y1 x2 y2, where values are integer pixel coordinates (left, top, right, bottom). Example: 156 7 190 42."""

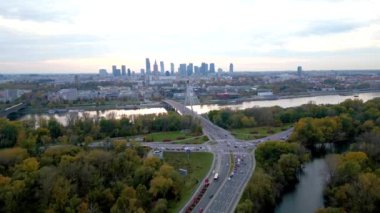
0 0 380 72
0 28 106 61
300 21 361 36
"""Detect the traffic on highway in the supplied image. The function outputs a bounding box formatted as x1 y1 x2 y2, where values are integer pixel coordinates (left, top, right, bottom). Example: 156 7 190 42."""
162 100 292 213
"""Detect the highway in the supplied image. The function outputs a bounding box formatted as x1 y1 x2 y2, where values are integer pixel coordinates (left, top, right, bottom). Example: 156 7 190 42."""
162 100 293 213
89 99 292 212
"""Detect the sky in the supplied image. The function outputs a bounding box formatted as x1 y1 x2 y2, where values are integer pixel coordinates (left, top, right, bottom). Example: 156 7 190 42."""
0 0 379 73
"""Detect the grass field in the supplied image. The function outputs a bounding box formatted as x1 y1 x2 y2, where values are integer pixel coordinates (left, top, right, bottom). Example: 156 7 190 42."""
172 135 209 144
163 152 213 212
141 131 200 142
231 124 293 140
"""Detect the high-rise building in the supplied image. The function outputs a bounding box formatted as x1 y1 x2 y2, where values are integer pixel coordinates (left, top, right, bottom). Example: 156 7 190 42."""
160 61 165 75
229 63 234 73
297 66 303 77
179 64 187 76
145 58 151 75
153 60 159 75
121 65 126 76
140 69 145 75
99 69 108 76
127 68 131 76
170 63 175 75
200 63 208 75
112 65 121 76
210 63 215 73
194 66 200 75
112 65 117 75
187 63 193 76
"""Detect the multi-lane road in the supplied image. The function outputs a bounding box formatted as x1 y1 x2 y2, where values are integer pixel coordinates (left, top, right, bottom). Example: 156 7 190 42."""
162 100 292 213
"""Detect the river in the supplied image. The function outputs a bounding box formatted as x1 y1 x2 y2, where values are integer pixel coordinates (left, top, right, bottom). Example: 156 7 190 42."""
275 158 329 213
19 92 380 125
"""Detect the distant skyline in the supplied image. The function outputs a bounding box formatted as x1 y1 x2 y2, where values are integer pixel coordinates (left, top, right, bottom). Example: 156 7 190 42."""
0 0 380 73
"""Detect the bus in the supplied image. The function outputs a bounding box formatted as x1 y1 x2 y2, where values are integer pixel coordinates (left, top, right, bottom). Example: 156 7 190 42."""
214 173 219 180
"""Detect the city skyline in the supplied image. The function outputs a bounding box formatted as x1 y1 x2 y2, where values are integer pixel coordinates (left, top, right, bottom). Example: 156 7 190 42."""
0 0 380 73
103 59 231 76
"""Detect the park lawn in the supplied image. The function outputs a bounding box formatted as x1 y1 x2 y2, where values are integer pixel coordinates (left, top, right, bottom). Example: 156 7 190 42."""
163 152 213 213
231 123 293 141
172 135 209 144
143 131 199 142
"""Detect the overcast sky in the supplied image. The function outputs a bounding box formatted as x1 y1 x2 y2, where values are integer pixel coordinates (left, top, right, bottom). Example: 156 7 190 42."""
0 0 379 73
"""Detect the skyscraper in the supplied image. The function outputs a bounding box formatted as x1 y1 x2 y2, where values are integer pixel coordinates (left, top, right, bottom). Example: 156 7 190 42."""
229 63 234 73
297 66 302 77
210 63 215 73
145 58 151 75
153 60 159 75
121 65 126 76
194 66 200 75
200 63 208 75
187 63 193 76
112 65 121 76
127 68 131 76
99 69 108 76
160 61 165 75
179 64 187 76
170 63 175 75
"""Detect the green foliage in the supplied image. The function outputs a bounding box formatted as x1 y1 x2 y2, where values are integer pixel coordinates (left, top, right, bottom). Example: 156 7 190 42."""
0 147 29 173
238 142 308 213
0 145 182 212
0 118 22 148
208 109 257 129
255 141 303 166
324 151 380 213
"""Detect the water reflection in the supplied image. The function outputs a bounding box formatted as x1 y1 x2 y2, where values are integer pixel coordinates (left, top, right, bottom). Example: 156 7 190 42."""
275 158 329 213
21 107 167 126
20 92 380 125
192 92 380 114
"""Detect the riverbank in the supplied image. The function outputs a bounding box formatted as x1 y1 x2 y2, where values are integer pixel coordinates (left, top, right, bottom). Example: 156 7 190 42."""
23 101 164 114
16 89 380 117
19 89 380 115
201 89 380 106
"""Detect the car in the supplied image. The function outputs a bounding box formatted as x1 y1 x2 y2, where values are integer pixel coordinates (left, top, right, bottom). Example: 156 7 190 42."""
209 194 214 199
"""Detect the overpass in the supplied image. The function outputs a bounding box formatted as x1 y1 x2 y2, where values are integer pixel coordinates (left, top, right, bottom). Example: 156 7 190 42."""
0 102 27 118
163 99 256 213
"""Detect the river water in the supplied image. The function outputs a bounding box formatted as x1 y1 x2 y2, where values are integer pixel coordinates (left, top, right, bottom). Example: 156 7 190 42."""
20 92 380 125
275 158 329 213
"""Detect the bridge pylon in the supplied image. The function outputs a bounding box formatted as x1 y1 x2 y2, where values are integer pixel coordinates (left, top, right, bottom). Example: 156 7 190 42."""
184 79 200 112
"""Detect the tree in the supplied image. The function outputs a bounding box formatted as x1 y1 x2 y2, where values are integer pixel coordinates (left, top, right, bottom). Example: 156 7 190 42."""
149 176 173 198
278 154 301 184
50 176 71 211
0 119 20 148
152 198 168 213
48 119 63 139
0 147 29 171
111 186 141 213
237 199 253 213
